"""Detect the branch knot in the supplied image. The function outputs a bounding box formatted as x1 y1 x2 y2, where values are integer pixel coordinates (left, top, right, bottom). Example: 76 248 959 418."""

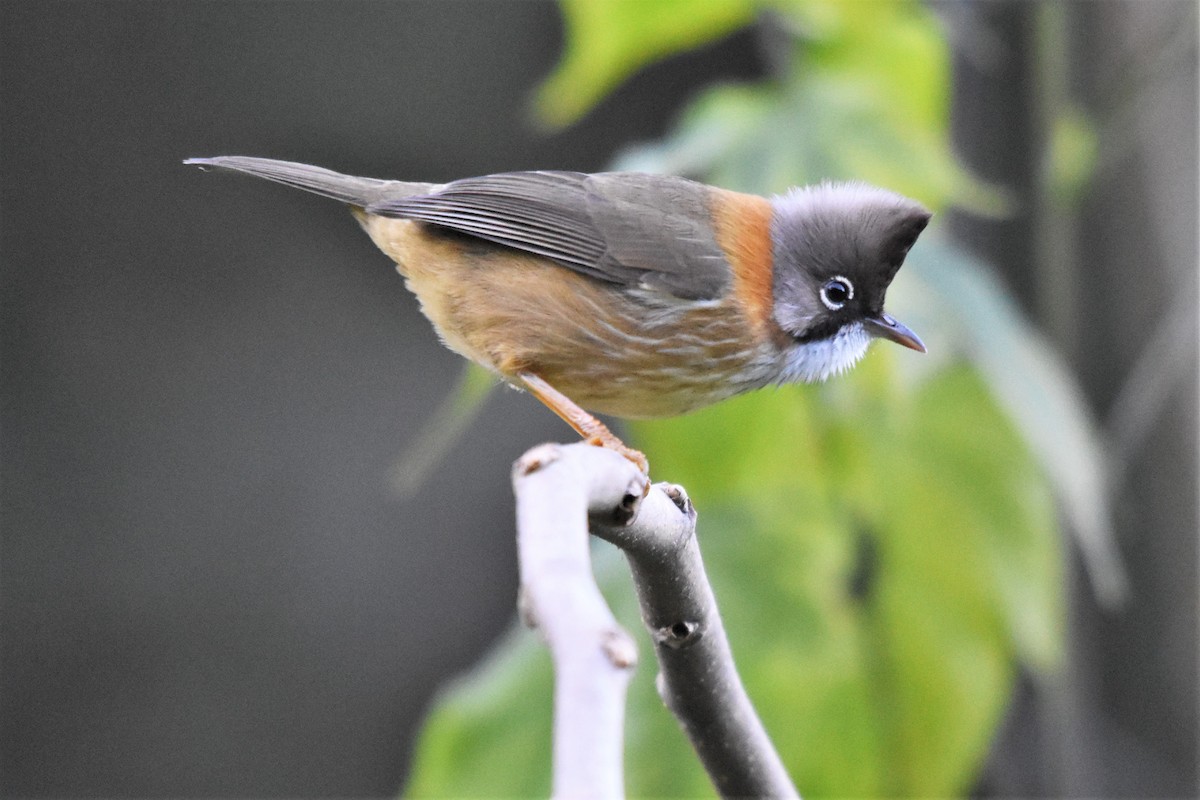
654 619 703 649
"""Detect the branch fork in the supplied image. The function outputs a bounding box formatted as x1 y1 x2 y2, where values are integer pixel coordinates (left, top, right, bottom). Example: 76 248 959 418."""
512 442 799 799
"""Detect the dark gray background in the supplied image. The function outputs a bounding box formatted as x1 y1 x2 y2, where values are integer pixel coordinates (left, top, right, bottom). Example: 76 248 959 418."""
3 1 1196 797
1 2 762 795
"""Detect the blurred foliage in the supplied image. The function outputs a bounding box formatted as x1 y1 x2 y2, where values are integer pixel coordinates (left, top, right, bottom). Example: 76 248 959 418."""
535 0 757 127
1047 106 1098 205
609 0 1006 215
404 0 1118 796
407 362 1060 798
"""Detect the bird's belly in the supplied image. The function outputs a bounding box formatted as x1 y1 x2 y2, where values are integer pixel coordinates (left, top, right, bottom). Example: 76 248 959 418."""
487 276 782 418
364 215 783 418
535 314 781 418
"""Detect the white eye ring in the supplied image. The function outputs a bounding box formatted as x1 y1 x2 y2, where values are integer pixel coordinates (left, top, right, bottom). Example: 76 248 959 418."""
820 276 854 310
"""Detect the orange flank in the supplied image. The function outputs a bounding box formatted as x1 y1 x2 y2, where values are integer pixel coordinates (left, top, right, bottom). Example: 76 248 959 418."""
709 190 782 345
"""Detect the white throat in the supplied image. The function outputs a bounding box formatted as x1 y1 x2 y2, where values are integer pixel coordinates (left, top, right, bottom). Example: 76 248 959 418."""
778 322 871 384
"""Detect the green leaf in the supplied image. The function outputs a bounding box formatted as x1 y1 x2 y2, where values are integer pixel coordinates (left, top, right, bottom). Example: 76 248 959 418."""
1048 105 1099 204
403 626 554 797
535 0 756 127
630 358 1061 796
890 237 1126 606
804 0 946 126
612 1 1005 213
404 360 1061 797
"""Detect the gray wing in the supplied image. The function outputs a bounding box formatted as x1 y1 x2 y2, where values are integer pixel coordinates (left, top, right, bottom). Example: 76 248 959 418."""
366 171 733 300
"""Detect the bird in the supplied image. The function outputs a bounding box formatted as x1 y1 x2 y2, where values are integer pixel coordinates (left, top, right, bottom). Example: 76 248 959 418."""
185 156 931 475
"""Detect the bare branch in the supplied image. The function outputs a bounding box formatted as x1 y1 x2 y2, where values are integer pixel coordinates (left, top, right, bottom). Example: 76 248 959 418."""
591 480 800 799
513 441 799 799
512 443 646 800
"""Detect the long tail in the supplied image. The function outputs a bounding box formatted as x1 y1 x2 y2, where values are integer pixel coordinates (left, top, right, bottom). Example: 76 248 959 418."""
183 156 434 206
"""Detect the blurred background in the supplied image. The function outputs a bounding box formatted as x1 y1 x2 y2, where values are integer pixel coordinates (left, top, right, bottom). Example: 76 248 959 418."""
1 1 1195 797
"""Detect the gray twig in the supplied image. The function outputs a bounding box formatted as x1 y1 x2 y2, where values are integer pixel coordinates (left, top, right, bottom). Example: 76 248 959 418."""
592 477 800 800
513 441 799 799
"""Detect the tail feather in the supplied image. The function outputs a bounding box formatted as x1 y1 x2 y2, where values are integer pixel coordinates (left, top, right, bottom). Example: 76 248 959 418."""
183 156 434 206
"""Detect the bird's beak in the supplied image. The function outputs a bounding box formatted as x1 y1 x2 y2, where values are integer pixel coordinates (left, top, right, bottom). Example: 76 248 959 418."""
863 313 926 353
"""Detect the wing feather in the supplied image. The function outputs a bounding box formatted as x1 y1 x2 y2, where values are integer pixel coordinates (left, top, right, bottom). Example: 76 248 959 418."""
367 171 733 300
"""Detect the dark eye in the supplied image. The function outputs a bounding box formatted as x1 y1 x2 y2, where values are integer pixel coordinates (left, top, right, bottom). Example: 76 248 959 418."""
820 276 854 310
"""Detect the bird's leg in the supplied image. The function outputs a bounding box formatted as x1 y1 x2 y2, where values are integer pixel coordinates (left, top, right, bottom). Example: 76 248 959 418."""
517 371 649 476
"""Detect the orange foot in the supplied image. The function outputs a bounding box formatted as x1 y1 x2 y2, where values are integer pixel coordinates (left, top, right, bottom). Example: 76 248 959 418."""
518 371 650 476
584 433 649 476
